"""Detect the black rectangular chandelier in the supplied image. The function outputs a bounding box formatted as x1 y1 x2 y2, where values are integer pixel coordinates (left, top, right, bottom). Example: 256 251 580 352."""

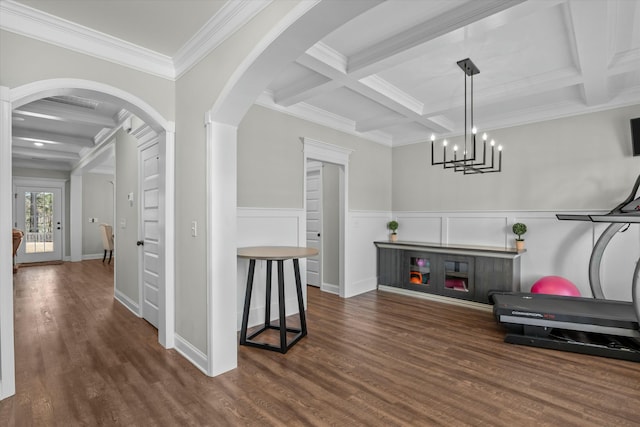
431 58 502 174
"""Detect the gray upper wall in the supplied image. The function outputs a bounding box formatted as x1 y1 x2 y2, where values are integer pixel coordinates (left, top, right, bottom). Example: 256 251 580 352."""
393 104 640 212
82 173 114 256
0 30 175 120
238 105 392 211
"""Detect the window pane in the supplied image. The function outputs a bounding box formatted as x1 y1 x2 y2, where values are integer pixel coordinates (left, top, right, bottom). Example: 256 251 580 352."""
24 191 54 254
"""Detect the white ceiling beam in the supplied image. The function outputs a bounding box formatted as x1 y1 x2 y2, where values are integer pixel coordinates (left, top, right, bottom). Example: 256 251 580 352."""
13 99 116 128
347 0 526 79
12 128 94 148
256 91 393 146
297 48 449 133
355 114 410 133
12 138 83 154
273 74 340 107
12 146 80 161
12 159 72 171
421 68 583 120
566 0 611 106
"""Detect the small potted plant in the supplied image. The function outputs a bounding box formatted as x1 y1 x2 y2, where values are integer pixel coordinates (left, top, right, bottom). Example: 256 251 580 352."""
512 222 527 251
388 220 399 242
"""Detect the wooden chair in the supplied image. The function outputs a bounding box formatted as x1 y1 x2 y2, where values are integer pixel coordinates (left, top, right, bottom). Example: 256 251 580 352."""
12 228 23 273
99 224 114 264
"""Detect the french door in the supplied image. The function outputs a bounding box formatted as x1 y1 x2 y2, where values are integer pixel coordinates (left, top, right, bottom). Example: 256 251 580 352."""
15 186 63 263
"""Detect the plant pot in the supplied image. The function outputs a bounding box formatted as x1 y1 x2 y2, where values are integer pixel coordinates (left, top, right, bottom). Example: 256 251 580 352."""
515 240 525 251
390 233 398 242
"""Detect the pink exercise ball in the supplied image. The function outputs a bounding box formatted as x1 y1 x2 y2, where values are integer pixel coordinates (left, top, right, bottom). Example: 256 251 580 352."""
531 276 581 297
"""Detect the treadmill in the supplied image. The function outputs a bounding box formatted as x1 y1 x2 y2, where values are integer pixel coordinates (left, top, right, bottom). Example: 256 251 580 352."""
490 175 640 362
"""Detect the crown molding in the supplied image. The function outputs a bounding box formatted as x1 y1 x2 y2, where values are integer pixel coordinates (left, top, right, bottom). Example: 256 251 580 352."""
0 0 273 81
306 42 347 73
359 75 423 115
0 0 175 79
173 0 272 79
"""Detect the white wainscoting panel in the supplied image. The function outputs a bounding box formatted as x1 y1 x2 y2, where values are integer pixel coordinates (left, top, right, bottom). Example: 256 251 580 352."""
237 208 640 310
600 223 640 301
347 211 391 297
448 215 507 248
391 214 441 243
237 208 306 330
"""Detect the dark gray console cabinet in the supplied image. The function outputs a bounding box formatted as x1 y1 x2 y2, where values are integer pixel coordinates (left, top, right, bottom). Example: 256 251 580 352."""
375 241 523 304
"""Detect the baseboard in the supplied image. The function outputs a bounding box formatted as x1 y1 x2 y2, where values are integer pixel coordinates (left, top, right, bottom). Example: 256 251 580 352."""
82 253 104 260
114 288 141 317
321 282 339 295
174 333 208 375
344 276 377 298
378 285 492 312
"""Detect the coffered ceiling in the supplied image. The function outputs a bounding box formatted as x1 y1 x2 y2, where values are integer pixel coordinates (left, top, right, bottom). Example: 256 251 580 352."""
3 0 640 171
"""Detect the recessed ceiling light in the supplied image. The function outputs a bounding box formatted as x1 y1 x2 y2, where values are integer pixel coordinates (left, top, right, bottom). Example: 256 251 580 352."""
33 142 44 147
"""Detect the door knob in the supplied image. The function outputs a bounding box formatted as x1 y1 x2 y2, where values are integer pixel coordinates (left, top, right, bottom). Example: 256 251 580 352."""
136 240 144 246
317 233 321 237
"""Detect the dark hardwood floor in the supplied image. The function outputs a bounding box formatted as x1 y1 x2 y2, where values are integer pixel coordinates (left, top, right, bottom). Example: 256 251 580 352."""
1 260 639 426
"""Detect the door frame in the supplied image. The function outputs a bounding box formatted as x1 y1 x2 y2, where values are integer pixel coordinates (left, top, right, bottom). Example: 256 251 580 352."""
306 161 323 288
302 137 352 297
12 177 66 264
0 79 175 400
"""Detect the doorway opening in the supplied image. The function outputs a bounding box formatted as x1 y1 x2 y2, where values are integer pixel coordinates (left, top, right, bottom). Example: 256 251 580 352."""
302 137 352 298
306 160 341 294
13 178 65 264
1 79 175 400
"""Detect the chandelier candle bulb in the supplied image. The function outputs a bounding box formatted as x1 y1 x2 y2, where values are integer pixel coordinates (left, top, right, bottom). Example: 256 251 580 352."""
429 58 503 174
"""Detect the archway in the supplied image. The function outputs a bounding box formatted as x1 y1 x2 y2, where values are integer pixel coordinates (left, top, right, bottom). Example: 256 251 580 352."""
202 1 381 376
0 79 175 399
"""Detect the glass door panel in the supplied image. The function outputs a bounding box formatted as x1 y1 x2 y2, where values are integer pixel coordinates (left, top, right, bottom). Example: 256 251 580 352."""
15 185 62 264
443 260 469 292
407 252 435 292
24 191 55 254
441 255 474 299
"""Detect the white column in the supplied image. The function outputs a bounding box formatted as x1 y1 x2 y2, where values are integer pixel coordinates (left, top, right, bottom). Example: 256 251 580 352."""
0 86 16 399
70 174 83 261
205 113 238 376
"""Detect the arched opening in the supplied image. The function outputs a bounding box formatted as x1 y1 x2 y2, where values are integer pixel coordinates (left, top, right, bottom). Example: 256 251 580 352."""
0 79 175 399
202 1 380 376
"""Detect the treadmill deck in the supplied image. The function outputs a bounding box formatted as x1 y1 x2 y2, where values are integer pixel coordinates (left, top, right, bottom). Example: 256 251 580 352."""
491 292 639 331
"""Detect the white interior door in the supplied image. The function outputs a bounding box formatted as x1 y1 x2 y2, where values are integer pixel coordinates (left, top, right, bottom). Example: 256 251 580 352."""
14 186 62 264
306 163 322 287
140 143 160 328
